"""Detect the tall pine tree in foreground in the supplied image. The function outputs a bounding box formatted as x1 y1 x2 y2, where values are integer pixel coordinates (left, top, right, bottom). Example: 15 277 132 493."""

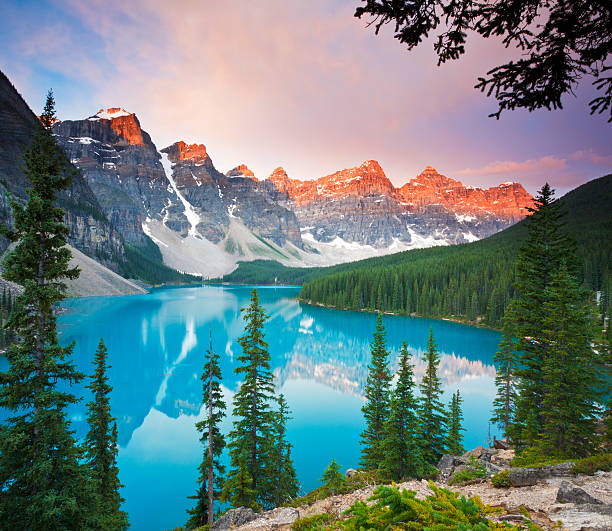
187 331 226 528
507 183 579 447
268 394 299 507
445 390 465 456
0 91 94 529
85 338 128 530
418 329 447 465
223 288 276 510
539 264 603 457
382 341 425 480
360 313 392 471
490 329 517 439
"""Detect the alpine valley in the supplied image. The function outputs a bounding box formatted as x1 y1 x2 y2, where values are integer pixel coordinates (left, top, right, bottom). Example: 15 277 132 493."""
0 71 534 286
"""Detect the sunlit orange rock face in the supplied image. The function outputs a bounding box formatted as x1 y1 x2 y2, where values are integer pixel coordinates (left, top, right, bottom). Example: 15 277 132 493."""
95 108 145 145
269 160 395 206
398 166 533 222
270 162 532 222
171 141 209 163
227 164 257 180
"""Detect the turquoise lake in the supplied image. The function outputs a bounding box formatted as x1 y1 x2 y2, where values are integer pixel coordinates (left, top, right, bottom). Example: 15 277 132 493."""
56 284 503 530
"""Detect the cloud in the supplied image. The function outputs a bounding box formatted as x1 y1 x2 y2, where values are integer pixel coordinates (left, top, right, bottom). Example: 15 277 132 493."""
454 150 612 194
569 149 612 166
457 156 569 177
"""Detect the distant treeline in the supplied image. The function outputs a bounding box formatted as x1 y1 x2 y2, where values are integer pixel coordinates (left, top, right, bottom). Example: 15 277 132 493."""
225 174 612 329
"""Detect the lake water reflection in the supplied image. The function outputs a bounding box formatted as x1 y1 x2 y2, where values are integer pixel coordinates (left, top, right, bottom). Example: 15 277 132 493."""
57 285 502 530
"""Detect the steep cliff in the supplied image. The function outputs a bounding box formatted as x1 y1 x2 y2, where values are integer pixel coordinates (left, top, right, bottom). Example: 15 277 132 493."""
53 109 175 247
160 141 303 248
0 71 124 268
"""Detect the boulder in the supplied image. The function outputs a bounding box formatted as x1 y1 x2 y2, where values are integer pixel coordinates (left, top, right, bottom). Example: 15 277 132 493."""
491 449 514 467
556 480 603 505
240 507 300 530
493 437 512 450
437 454 463 481
480 460 503 475
508 462 574 487
212 507 257 530
346 468 357 478
268 507 299 527
462 446 497 463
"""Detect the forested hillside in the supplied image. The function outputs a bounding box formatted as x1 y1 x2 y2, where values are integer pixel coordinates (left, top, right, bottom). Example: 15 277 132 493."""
224 175 612 328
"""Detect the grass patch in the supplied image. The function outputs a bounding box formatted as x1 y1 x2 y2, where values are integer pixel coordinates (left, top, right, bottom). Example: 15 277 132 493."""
253 234 288 259
448 456 488 486
224 237 243 255
510 448 570 468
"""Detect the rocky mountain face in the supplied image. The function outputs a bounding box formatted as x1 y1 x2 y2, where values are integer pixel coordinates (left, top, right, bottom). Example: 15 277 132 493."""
50 106 532 276
0 71 124 268
53 108 174 248
160 141 302 248
268 161 533 250
226 163 257 180
0 69 534 280
398 166 532 223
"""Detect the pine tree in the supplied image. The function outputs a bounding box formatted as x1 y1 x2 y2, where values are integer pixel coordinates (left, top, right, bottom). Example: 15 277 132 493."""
508 183 579 446
360 313 392 470
0 91 95 529
418 329 447 464
445 390 465 456
538 264 603 457
223 288 276 509
319 459 346 496
490 330 517 438
85 338 128 530
381 341 425 480
268 394 299 507
602 338 612 445
222 459 257 511
187 331 226 528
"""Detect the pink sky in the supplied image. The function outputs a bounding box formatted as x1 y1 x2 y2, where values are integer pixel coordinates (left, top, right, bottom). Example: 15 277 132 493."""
2 0 611 195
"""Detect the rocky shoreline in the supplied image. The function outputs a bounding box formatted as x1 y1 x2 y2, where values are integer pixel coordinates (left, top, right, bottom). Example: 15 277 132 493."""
209 447 612 531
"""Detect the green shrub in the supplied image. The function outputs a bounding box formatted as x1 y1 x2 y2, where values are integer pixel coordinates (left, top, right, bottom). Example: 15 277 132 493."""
448 456 488 486
491 470 511 488
572 453 612 475
292 513 332 531
340 482 535 530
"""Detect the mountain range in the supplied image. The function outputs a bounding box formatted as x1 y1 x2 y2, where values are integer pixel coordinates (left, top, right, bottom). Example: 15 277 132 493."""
0 71 534 287
222 173 611 328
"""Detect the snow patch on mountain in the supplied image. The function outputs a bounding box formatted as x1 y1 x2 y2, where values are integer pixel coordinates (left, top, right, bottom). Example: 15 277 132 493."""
95 108 131 119
455 213 476 223
159 152 201 238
